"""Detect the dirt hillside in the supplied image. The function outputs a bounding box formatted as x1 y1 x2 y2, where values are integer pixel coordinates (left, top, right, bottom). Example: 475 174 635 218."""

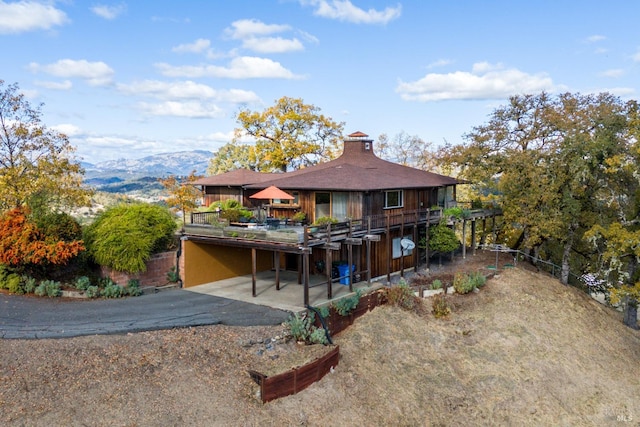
2 265 640 426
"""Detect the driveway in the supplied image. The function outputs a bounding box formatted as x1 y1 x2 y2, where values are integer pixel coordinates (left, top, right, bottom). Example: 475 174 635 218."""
0 289 291 339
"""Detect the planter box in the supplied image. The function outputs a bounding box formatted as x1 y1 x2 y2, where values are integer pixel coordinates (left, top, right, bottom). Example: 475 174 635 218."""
265 230 303 243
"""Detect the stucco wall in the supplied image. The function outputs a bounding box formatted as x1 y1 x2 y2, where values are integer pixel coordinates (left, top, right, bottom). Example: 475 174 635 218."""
181 240 273 288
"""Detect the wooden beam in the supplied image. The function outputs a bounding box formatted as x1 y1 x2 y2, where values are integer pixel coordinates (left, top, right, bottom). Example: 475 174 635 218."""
322 242 341 250
274 251 280 291
344 238 362 245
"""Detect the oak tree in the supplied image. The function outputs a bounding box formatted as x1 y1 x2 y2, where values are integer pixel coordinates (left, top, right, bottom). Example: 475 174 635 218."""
159 170 203 228
232 96 344 172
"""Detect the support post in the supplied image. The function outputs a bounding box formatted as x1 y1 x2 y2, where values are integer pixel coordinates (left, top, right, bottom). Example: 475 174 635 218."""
251 248 257 297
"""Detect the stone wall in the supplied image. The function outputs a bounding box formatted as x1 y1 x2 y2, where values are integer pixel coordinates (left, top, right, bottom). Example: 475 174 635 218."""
100 251 179 289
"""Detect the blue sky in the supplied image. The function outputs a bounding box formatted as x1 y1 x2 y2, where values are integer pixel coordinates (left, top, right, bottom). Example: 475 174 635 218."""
2 1 639 164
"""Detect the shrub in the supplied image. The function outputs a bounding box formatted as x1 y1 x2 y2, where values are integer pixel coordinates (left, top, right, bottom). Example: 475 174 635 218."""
431 279 443 290
469 272 487 288
453 272 476 294
432 294 451 318
21 276 37 294
309 327 329 345
102 282 124 298
331 289 362 316
84 203 177 274
85 285 100 298
75 276 92 291
385 283 416 310
312 216 338 226
286 312 315 342
35 280 61 297
5 273 23 294
126 279 143 297
166 267 179 283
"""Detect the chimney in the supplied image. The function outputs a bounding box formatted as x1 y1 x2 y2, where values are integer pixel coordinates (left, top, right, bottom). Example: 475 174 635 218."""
342 131 375 157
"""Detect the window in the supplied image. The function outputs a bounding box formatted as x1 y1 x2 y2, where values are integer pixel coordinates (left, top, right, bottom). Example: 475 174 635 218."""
272 192 299 206
384 190 403 209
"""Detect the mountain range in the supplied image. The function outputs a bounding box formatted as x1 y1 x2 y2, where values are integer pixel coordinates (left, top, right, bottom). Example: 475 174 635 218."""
83 150 213 182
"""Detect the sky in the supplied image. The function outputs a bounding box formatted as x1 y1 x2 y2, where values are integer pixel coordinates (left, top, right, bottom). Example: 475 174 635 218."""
1 0 639 165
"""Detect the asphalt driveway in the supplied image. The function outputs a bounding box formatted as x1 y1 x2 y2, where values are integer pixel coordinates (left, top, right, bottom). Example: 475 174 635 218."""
0 289 291 339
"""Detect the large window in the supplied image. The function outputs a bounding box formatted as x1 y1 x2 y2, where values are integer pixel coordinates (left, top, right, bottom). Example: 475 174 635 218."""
314 192 349 221
384 190 403 209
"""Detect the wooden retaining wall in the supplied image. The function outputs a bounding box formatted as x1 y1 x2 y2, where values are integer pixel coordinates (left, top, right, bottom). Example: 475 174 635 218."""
249 346 340 403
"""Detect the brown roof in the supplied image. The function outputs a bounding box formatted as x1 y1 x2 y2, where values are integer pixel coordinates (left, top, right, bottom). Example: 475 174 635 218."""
200 132 461 191
192 169 275 186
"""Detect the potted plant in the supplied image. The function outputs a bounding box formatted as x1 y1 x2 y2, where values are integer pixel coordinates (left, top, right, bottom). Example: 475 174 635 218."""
292 211 306 225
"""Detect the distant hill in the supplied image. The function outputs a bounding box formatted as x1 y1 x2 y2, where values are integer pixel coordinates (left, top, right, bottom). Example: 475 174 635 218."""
82 150 213 200
83 150 213 179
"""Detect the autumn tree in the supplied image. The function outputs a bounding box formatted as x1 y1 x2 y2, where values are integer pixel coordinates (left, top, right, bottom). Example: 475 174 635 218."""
159 170 203 228
0 80 91 211
582 99 640 328
207 142 258 175
231 96 344 172
0 207 84 272
441 92 631 284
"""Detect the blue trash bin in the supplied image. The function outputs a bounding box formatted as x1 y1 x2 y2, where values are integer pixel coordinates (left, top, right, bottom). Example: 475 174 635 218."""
338 264 355 285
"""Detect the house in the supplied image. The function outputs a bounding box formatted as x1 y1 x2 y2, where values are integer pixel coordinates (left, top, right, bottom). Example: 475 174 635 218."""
182 132 498 305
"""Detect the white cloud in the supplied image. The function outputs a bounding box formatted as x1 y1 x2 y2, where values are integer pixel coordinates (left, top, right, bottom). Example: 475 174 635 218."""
0 0 69 33
301 0 401 24
599 69 625 78
242 36 304 53
35 80 73 90
91 3 126 20
226 19 290 39
396 62 555 102
117 80 260 103
52 123 83 137
155 56 301 79
172 38 211 54
137 101 225 119
225 19 304 54
28 59 114 86
427 59 452 69
585 34 606 43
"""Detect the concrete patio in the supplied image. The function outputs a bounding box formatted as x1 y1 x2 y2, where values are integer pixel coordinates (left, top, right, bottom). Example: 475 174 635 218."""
185 270 385 313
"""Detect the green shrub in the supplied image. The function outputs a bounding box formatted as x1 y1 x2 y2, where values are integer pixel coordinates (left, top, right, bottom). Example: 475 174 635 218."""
126 279 143 297
469 272 487 288
84 203 177 274
85 285 100 298
312 216 338 226
75 276 92 291
98 277 116 289
102 282 124 298
432 294 451 318
35 280 61 297
331 289 362 316
426 222 459 253
5 273 23 294
453 272 476 294
0 264 11 288
309 327 329 345
431 279 443 290
21 276 37 294
166 267 179 283
286 312 315 342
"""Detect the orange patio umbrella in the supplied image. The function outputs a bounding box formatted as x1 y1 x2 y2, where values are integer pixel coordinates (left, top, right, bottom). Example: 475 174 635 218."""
249 185 294 201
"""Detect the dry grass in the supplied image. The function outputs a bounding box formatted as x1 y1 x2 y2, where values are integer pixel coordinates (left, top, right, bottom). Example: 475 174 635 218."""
2 255 640 426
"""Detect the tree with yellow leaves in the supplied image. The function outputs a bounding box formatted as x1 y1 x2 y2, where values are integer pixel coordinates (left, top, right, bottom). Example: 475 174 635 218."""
0 80 91 211
159 170 203 229
232 96 344 172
